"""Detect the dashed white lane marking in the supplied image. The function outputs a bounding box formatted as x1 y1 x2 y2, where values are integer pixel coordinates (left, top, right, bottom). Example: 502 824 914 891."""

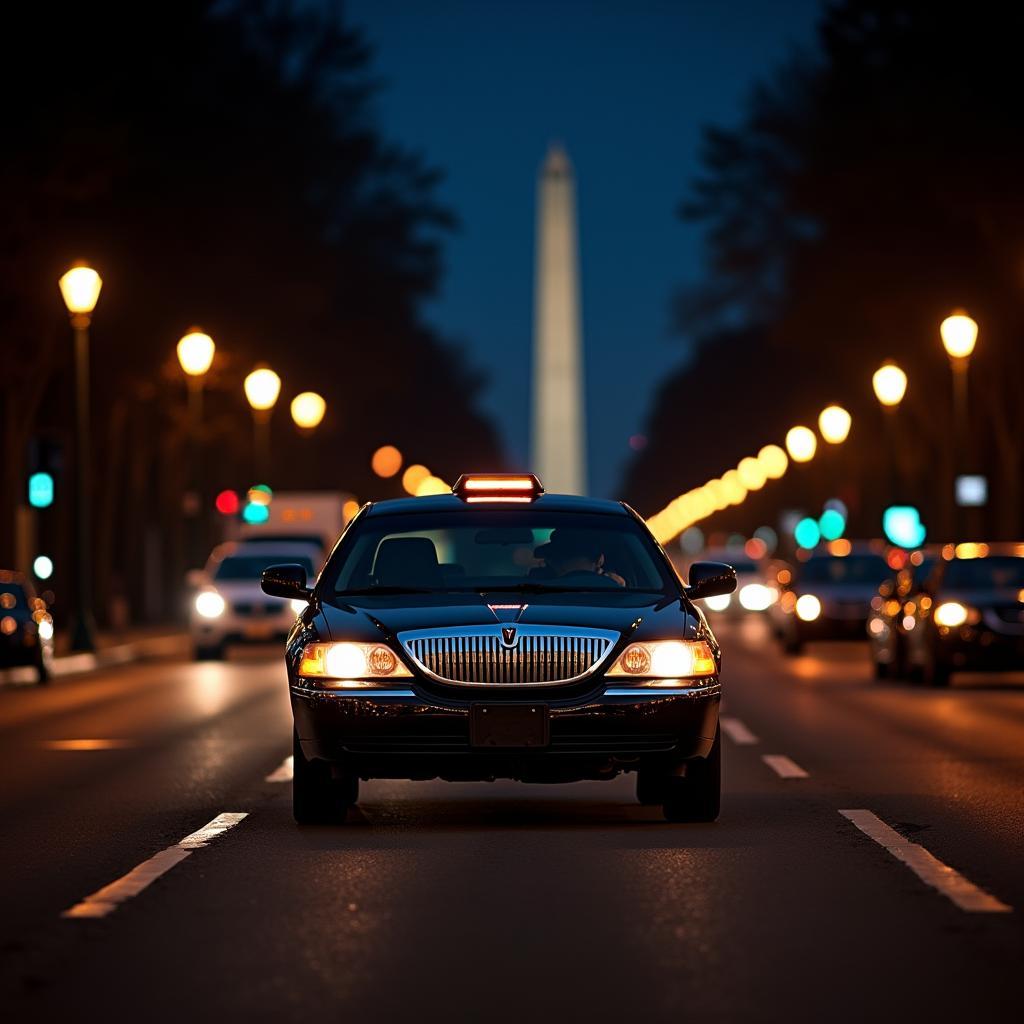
265 755 294 783
839 810 1011 914
62 812 248 919
42 739 136 751
720 717 758 745
762 754 809 778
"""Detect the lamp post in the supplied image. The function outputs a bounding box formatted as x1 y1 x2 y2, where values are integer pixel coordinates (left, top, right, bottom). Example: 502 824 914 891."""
940 311 978 536
177 330 215 565
872 360 908 506
58 262 103 652
244 367 281 481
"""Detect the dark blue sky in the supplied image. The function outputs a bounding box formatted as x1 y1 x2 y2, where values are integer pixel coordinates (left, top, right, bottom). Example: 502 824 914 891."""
348 0 822 495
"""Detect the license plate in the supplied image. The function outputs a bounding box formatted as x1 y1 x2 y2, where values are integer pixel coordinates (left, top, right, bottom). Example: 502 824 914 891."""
470 704 549 748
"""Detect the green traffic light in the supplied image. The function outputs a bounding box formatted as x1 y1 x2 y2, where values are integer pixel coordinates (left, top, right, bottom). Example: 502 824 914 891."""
28 472 54 509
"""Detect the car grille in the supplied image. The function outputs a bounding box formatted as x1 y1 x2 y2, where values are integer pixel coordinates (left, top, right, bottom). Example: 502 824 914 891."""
399 626 618 686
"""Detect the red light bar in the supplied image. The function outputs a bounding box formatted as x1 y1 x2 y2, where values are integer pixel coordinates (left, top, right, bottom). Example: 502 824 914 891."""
453 473 544 502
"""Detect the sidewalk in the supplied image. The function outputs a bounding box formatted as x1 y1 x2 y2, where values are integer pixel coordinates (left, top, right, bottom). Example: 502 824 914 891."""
1 626 189 686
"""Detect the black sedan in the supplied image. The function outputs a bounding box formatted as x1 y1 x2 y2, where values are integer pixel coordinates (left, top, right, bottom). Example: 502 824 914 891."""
0 571 53 683
262 474 735 824
903 544 1024 687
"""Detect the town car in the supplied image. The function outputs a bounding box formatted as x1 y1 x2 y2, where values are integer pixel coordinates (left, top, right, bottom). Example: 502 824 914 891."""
261 474 735 824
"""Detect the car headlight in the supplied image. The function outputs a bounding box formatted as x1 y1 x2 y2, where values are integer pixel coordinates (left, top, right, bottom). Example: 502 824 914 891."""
607 640 716 682
195 591 226 619
702 593 731 612
933 601 968 628
738 583 774 611
37 617 54 641
298 642 412 685
795 594 821 621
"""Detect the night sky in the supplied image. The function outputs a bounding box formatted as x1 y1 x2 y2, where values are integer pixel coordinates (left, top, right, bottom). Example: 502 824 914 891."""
348 0 822 496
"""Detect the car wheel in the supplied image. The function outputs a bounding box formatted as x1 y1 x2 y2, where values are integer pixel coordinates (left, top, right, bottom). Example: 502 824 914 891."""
293 729 357 824
636 769 667 806
194 642 224 661
662 726 721 823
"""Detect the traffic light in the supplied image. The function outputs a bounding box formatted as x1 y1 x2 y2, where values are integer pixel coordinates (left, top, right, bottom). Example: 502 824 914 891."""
28 472 54 508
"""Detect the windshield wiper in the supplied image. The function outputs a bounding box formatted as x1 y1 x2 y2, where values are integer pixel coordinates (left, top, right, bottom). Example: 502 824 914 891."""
337 586 435 595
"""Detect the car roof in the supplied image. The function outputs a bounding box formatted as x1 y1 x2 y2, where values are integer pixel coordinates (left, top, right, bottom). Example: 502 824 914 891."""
362 493 631 517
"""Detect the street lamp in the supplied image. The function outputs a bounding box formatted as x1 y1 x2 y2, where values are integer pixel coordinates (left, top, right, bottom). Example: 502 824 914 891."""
872 362 907 408
290 391 326 431
58 262 102 652
940 311 978 536
244 367 281 480
785 426 817 463
818 405 852 445
177 330 215 565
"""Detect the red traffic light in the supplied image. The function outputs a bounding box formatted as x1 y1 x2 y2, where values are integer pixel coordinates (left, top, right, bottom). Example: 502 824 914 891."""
215 489 240 515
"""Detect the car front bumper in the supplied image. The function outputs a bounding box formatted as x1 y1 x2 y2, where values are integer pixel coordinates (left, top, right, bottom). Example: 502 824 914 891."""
292 681 720 783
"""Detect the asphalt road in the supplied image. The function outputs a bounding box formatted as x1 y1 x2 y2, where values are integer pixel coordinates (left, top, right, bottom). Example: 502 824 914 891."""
1 619 1022 1022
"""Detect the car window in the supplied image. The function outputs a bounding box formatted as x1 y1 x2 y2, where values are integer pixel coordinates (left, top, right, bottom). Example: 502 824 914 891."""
214 555 314 581
324 511 673 593
944 556 1024 589
0 584 28 610
799 555 889 585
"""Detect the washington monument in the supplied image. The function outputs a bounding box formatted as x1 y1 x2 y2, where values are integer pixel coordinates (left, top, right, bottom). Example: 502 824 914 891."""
531 144 586 495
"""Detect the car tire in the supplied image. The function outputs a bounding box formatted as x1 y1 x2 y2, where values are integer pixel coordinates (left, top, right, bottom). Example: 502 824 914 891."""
636 769 667 806
293 729 357 824
662 726 721 823
194 642 224 661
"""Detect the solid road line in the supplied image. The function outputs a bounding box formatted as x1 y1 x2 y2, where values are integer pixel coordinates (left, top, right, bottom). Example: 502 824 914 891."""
62 812 248 919
762 754 809 778
720 716 759 745
265 755 294 783
839 809 1011 914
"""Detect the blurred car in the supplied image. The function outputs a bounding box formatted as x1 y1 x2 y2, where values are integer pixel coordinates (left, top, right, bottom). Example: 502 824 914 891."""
697 550 772 617
188 541 321 659
0 570 54 683
774 543 890 654
903 543 1024 687
261 473 735 824
867 548 937 679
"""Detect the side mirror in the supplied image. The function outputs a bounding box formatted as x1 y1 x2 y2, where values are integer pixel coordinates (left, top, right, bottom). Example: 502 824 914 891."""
186 569 206 589
686 561 737 601
261 564 312 601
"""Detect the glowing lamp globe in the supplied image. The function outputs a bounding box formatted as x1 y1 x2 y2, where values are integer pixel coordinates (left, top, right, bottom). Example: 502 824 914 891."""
872 363 907 408
177 330 215 377
757 444 789 480
785 426 817 463
940 311 978 360
818 405 852 445
59 264 102 315
244 368 281 411
290 391 326 429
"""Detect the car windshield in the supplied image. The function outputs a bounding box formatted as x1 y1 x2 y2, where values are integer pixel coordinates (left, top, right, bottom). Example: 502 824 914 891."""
944 556 1024 589
323 510 673 594
214 554 315 581
0 583 28 610
799 554 889 585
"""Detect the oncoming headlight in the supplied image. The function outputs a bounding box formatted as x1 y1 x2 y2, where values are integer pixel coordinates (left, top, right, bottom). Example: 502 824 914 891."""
195 591 226 619
702 593 731 612
738 583 774 611
795 594 821 622
298 642 412 685
607 640 716 682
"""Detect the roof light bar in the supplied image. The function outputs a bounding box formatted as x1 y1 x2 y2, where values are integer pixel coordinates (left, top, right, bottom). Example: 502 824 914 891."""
453 473 544 502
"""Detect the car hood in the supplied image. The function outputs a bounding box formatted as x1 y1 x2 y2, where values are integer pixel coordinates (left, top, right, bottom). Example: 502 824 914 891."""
316 590 698 644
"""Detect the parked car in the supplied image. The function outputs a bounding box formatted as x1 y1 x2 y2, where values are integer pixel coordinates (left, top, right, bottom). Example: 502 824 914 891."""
188 541 322 659
903 543 1024 687
0 570 54 683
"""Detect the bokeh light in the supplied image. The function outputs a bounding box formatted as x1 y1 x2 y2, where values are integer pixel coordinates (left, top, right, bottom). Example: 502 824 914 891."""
793 517 821 549
372 445 403 478
757 444 788 480
215 490 240 515
818 405 852 444
402 464 430 495
785 426 817 463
